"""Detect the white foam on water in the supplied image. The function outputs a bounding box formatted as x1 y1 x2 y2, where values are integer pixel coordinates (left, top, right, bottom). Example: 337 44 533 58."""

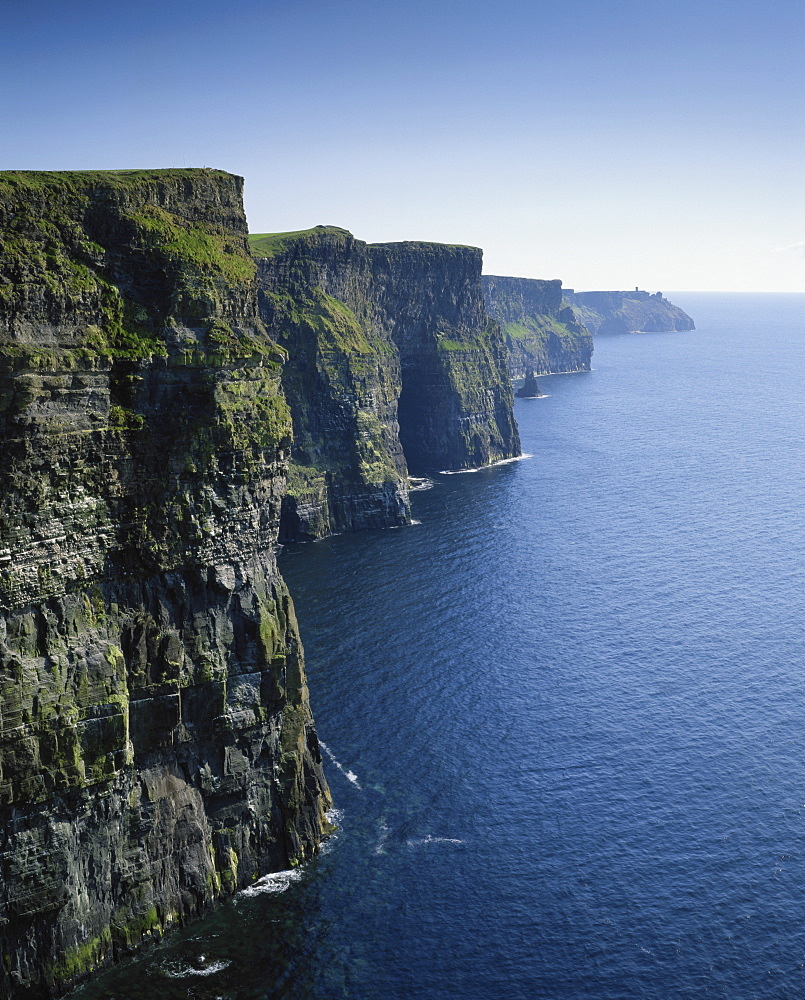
318 807 344 855
439 453 533 475
409 477 435 491
319 740 362 789
162 959 232 978
374 821 390 856
410 519 422 526
406 834 465 847
239 868 303 898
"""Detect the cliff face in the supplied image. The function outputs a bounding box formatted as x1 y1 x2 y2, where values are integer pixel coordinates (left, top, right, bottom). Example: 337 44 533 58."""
482 275 593 378
252 229 520 539
0 170 330 996
252 228 410 541
564 289 695 335
369 243 520 471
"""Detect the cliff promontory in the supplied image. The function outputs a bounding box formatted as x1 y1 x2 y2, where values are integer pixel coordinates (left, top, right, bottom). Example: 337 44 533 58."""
0 170 330 996
251 227 410 541
370 242 520 471
482 275 593 377
563 289 694 335
252 228 520 539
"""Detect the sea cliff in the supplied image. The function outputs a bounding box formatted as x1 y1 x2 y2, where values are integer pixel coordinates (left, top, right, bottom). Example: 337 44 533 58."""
0 170 330 997
0 174 525 993
252 227 410 542
252 228 520 540
564 289 695 335
370 242 520 471
482 275 593 377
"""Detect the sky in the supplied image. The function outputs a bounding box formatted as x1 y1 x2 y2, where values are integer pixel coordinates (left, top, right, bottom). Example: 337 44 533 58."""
2 0 804 291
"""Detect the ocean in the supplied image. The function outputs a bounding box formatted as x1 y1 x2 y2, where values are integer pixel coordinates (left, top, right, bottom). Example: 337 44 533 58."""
72 292 805 1000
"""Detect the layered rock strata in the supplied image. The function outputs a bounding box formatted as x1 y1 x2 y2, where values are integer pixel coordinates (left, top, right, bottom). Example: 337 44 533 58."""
482 275 593 378
0 170 330 997
563 289 695 335
251 228 410 542
252 229 520 539
370 242 520 471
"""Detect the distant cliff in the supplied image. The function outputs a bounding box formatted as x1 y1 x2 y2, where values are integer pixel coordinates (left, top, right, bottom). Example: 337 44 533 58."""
0 170 330 997
482 275 593 377
370 242 520 471
252 228 520 540
252 227 410 541
564 289 695 335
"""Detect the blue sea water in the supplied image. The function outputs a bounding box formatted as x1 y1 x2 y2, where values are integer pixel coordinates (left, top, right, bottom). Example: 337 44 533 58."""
73 293 805 1000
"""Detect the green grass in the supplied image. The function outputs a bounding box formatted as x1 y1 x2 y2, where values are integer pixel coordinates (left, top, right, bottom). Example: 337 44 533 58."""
249 226 352 258
130 205 254 284
0 168 232 196
0 168 260 362
437 337 473 351
368 239 480 252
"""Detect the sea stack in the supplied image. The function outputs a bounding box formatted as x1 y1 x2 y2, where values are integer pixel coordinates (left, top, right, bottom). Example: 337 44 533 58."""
516 371 543 398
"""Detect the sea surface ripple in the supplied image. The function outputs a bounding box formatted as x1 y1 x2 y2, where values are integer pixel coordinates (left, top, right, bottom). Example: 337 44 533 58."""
72 293 805 1000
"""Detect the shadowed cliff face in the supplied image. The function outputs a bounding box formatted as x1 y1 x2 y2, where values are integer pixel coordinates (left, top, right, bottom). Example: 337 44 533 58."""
564 289 695 335
0 170 330 997
369 243 520 471
252 229 520 539
253 228 410 542
482 275 593 378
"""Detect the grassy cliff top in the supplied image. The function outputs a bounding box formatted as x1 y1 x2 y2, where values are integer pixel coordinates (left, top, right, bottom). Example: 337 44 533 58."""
369 239 479 253
483 274 563 285
0 168 236 193
249 226 353 257
249 228 481 259
0 166 259 352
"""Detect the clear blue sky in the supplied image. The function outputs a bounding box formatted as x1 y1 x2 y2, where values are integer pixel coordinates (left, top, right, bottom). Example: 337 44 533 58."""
3 0 803 291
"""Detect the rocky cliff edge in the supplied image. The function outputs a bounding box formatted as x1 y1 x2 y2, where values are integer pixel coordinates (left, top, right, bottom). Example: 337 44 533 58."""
564 289 695 335
0 170 331 997
482 274 593 378
252 227 521 539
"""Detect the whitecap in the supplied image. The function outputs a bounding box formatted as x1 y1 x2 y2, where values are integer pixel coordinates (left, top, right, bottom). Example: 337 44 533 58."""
374 820 390 855
239 868 303 897
409 477 435 491
439 454 533 474
406 834 464 847
319 740 362 789
161 958 232 978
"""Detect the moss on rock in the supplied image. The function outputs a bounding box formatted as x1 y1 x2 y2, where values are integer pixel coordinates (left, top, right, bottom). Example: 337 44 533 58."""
0 169 331 998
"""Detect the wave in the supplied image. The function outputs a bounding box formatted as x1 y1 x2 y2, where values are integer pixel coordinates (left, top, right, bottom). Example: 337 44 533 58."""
319 807 344 855
239 868 303 898
374 820 390 856
439 454 533 475
319 740 362 789
406 834 465 847
161 958 232 978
